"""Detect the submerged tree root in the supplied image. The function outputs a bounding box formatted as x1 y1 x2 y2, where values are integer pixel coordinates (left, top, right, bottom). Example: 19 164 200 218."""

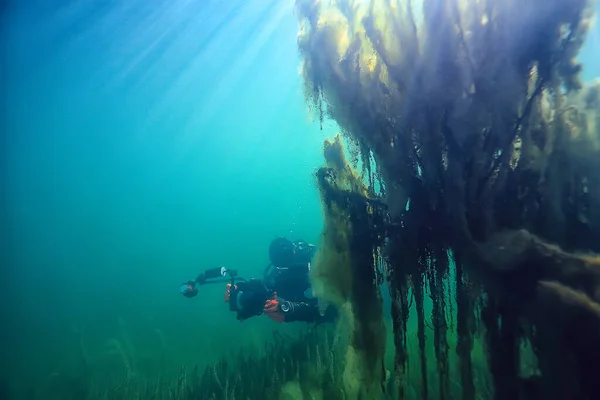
295 0 600 397
476 229 600 399
312 134 388 399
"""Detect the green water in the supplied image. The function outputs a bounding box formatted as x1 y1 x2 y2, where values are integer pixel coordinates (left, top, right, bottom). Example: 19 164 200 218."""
3 0 600 398
2 0 339 397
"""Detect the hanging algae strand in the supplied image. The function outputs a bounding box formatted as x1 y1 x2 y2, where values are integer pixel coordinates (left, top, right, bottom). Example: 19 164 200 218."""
311 134 390 399
296 0 600 398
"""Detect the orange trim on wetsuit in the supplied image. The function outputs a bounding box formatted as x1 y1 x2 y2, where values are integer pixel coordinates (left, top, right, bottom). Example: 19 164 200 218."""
224 283 234 302
263 292 285 323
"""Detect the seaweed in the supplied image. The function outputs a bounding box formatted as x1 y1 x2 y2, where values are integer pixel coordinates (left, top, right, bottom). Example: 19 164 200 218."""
21 326 351 400
312 134 389 398
295 0 600 398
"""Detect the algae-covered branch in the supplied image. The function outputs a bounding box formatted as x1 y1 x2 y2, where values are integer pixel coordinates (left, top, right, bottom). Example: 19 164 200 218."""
297 0 600 398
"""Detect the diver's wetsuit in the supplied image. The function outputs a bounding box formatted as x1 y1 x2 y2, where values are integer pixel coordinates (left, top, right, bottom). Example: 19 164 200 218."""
228 238 337 323
260 261 337 323
183 237 337 324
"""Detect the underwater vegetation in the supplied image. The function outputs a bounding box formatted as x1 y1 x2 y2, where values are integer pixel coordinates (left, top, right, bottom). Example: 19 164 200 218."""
195 328 348 400
295 0 600 399
12 0 600 398
26 324 350 400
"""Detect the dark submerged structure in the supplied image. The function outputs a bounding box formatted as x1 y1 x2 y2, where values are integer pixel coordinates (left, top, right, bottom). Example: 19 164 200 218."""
295 0 600 399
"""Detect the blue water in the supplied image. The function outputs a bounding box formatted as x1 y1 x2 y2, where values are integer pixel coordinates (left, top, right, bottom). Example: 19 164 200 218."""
3 0 340 394
2 0 600 398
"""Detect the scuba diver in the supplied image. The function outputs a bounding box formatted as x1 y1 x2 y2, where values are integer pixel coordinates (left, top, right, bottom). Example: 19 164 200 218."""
180 237 337 324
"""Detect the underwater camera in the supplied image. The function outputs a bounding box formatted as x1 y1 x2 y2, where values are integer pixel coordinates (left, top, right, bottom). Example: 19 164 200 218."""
228 279 269 320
